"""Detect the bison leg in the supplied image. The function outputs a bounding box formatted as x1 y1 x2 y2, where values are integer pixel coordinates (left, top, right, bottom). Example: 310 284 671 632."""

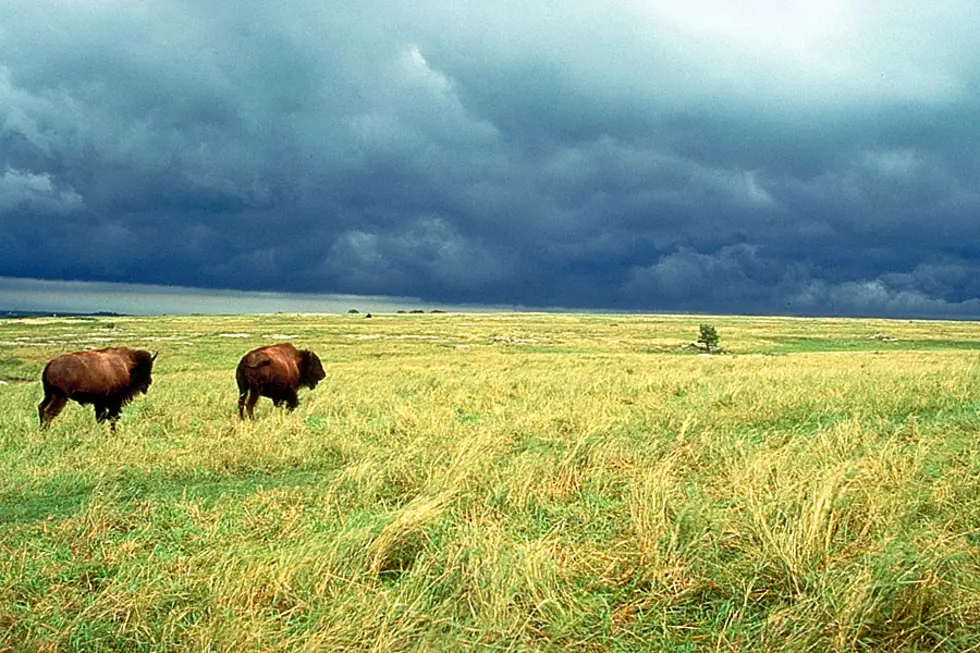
284 389 299 412
236 362 252 419
241 390 259 420
238 389 248 419
38 392 68 429
106 400 123 432
95 400 123 431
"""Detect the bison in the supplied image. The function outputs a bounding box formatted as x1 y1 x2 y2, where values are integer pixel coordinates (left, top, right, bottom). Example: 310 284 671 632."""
38 346 157 430
236 343 325 419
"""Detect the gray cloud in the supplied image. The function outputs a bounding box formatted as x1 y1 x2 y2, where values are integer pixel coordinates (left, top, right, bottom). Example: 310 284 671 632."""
1 1 979 316
0 167 83 214
0 276 472 315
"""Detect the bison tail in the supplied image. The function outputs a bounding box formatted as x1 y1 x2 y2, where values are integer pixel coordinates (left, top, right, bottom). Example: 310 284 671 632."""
235 359 248 394
40 361 54 392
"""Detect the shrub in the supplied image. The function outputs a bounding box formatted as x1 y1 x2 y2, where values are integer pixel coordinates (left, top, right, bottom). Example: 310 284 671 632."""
698 323 720 352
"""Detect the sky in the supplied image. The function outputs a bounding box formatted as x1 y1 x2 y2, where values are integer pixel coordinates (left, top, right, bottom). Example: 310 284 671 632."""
2 1 980 316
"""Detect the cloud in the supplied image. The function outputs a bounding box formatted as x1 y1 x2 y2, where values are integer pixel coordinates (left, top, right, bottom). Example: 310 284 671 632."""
622 245 800 311
0 168 83 214
324 216 513 295
792 278 980 319
0 276 488 315
0 1 979 317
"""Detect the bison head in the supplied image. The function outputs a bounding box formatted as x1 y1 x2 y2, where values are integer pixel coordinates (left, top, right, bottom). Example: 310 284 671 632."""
299 350 326 389
130 350 157 395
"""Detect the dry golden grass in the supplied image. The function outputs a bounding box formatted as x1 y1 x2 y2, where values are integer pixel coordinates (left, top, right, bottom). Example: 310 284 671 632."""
1 312 980 651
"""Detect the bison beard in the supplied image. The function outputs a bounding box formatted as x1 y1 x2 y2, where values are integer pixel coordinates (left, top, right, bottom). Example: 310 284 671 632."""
236 343 325 419
38 347 156 431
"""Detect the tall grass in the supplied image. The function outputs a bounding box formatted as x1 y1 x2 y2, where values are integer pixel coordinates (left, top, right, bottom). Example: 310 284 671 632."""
1 313 980 650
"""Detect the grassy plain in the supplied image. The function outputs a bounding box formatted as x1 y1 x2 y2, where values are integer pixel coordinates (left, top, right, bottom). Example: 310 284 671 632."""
1 312 980 651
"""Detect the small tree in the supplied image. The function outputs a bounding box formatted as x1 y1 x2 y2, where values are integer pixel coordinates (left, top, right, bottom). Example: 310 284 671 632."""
697 324 720 353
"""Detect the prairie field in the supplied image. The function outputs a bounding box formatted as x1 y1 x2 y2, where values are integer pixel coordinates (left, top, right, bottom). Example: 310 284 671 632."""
2 312 980 652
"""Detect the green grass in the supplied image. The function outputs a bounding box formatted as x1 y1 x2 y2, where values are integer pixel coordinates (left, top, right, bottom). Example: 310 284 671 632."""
2 313 980 651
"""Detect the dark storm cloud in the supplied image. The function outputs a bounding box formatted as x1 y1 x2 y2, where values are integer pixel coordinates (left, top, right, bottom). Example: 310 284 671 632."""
2 0 980 315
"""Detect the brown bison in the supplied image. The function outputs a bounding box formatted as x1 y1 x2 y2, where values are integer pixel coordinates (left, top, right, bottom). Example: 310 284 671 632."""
39 346 157 430
236 343 325 419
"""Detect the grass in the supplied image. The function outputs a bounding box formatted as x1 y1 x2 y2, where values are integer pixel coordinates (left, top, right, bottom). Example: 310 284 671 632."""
1 312 980 651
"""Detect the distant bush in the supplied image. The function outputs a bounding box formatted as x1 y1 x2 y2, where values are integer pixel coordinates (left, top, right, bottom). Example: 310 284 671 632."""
698 324 720 352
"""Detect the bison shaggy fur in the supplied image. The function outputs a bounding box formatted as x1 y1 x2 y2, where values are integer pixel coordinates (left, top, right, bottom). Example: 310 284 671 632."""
236 343 325 419
39 346 157 430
